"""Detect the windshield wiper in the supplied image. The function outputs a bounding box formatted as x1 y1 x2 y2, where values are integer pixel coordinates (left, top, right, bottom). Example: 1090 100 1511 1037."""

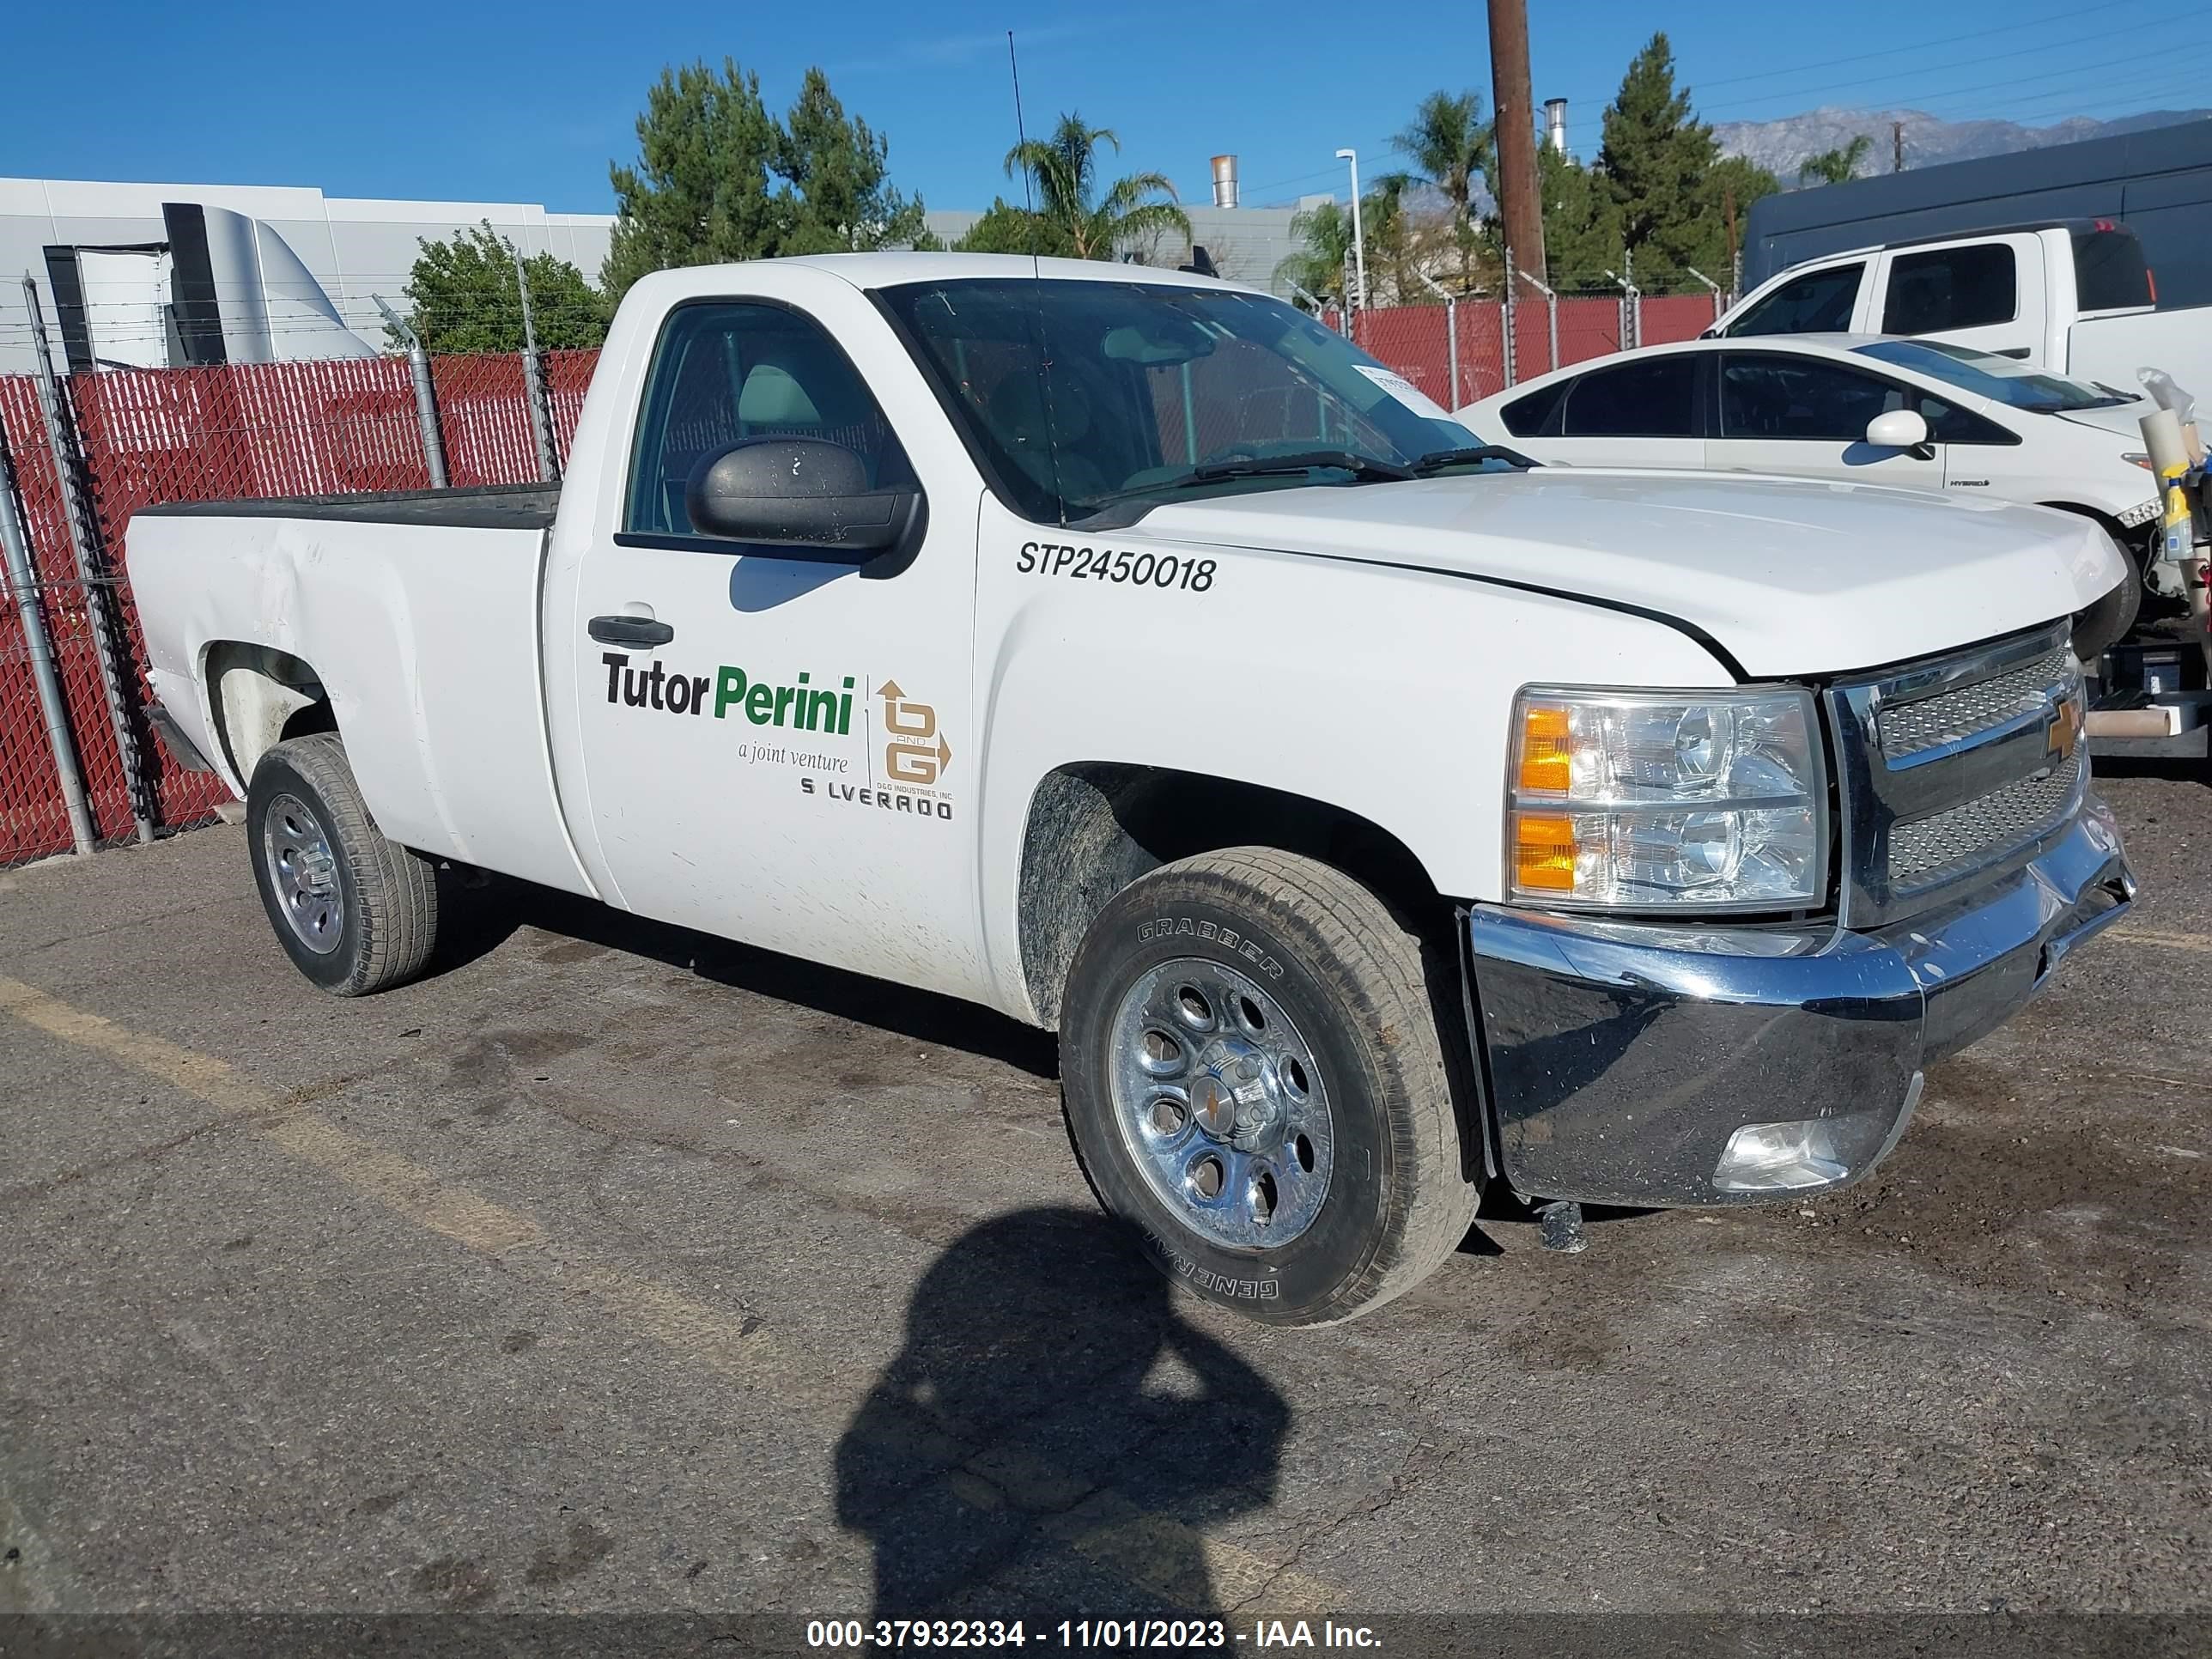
1189 450 1416 483
1076 450 1417 516
1410 443 1538 473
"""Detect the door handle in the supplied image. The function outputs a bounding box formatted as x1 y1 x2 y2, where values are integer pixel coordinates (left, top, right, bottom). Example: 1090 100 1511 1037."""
589 614 675 648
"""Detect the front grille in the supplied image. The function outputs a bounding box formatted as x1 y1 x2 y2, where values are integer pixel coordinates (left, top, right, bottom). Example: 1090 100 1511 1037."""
1889 752 2083 889
1877 647 2071 762
1826 623 2085 926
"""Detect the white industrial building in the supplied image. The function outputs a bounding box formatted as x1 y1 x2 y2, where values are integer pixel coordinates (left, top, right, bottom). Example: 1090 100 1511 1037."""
0 177 615 375
1 159 1313 376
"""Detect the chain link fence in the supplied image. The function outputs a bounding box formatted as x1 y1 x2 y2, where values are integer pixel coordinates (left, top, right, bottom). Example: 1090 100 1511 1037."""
0 325 582 866
1346 289 1727 410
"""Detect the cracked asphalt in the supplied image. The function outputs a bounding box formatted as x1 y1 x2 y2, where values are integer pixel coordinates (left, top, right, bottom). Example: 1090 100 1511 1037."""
1 766 2207 1632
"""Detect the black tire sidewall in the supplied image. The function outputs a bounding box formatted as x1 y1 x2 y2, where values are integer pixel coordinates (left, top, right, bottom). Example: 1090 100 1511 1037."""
1062 881 1401 1323
246 747 368 992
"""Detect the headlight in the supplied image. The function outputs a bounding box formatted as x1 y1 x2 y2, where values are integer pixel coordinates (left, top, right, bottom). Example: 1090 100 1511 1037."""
1507 687 1828 910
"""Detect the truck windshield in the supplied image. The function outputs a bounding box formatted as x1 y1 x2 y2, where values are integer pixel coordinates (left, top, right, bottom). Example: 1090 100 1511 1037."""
1852 338 2136 412
878 277 1499 523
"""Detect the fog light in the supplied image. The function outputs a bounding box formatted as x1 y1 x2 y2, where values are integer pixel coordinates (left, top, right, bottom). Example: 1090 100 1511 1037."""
1712 1079 1923 1194
1712 1118 1850 1192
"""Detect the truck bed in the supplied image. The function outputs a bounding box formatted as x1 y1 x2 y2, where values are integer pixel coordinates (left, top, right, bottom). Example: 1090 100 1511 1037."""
137 483 561 532
128 482 590 898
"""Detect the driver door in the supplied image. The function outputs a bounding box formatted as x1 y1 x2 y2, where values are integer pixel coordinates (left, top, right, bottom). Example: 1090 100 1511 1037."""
558 294 985 998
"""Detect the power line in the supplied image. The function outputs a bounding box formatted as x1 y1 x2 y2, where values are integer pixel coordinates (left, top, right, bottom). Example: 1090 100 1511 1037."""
1634 0 2154 95
1546 29 2209 134
1689 33 2212 120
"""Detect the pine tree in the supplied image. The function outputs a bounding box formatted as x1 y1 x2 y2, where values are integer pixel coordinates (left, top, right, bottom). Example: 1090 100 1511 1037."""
602 58 931 299
776 68 930 255
1534 143 1619 290
396 223 608 354
1595 33 1719 288
603 60 787 298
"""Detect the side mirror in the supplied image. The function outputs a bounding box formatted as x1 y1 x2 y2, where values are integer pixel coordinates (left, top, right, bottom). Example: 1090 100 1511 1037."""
684 438 925 562
1865 409 1930 451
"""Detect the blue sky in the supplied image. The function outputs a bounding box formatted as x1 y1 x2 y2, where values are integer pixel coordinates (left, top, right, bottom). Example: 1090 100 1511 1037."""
11 0 2206 215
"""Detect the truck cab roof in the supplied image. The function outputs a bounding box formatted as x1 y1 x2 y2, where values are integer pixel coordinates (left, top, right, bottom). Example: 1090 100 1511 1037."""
650 251 1261 296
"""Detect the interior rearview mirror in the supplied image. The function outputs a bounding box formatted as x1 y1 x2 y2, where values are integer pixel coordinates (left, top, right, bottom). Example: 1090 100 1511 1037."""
684 438 925 563
1102 319 1217 365
1865 409 1930 451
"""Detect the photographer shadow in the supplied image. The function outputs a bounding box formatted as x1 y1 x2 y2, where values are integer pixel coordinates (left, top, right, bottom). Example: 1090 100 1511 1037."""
834 1208 1290 1621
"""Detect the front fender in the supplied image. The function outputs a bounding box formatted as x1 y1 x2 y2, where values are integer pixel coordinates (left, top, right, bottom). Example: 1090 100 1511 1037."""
969 509 1736 1019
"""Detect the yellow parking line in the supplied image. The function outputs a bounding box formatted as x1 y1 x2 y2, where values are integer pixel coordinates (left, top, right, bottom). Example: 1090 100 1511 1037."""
2109 927 2212 955
0 977 543 1257
0 976 1341 1614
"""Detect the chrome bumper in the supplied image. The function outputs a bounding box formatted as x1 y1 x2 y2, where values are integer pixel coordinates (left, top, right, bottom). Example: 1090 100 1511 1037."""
1465 797 2135 1206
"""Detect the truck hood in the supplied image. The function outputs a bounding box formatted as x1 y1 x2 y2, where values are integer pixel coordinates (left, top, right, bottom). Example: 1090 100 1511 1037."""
1132 469 2122 678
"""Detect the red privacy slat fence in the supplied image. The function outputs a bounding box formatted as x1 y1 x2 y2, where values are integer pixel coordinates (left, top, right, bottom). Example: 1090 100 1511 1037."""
0 294 1719 866
0 352 568 866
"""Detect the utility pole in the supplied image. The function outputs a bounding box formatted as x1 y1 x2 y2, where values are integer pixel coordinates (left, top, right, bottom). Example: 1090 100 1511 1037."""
1892 120 1905 173
1488 0 1546 286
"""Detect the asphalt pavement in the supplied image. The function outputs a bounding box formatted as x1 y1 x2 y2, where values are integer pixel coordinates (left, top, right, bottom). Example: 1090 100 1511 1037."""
1 767 2207 1647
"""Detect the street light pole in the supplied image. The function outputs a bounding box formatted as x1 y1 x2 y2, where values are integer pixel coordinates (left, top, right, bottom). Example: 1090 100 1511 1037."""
1335 148 1367 334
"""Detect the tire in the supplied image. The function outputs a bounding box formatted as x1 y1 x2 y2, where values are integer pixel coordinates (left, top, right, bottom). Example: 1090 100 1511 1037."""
246 734 439 996
1059 848 1478 1327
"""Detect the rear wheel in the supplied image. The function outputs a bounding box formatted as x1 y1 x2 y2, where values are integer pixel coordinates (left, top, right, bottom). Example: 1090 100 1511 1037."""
1059 848 1477 1326
246 734 439 995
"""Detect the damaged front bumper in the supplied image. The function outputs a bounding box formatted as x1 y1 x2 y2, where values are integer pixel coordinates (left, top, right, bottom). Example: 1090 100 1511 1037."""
1464 797 2135 1206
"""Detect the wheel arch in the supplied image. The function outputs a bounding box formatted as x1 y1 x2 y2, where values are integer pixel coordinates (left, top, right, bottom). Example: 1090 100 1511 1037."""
202 641 337 789
1014 762 1449 1030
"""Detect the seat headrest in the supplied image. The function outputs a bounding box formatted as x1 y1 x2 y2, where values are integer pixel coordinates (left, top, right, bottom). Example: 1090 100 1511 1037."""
738 364 823 426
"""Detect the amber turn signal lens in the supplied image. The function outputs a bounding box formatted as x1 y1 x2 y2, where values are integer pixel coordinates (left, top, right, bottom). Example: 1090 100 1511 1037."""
1518 705 1572 794
1513 813 1578 892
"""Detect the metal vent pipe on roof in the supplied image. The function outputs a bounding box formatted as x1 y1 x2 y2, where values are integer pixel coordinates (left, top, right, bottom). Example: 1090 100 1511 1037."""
1212 155 1239 209
1544 100 1568 155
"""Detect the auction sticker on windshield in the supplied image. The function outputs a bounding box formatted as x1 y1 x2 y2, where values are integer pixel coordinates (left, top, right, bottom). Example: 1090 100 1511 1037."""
1353 363 1462 424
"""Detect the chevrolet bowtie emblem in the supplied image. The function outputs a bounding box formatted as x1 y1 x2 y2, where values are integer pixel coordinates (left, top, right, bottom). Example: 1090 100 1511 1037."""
2047 696 2082 764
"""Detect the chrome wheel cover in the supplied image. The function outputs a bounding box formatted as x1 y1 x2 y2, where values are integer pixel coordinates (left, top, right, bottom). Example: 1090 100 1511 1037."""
262 792 343 956
1107 957 1335 1249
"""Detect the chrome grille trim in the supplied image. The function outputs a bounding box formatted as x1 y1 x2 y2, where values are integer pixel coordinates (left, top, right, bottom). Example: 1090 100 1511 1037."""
1876 647 2073 765
1826 623 2086 927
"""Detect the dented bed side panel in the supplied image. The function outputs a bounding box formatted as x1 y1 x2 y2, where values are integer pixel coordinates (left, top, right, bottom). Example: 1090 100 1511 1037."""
126 511 597 897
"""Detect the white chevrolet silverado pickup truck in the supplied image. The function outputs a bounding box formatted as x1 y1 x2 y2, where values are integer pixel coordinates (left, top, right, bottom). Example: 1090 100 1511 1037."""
130 254 2137 1325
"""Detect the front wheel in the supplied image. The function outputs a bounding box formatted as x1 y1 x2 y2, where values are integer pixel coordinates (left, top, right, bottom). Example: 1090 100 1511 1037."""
1059 848 1478 1326
246 734 440 995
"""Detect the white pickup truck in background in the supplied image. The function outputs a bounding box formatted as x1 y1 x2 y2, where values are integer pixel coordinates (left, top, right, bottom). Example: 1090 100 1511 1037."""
127 254 2136 1325
1711 219 2212 400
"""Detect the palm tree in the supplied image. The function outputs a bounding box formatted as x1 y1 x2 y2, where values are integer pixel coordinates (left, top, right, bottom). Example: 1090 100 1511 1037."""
1799 135 1874 187
1392 89 1494 285
1004 112 1191 261
1276 199 1354 305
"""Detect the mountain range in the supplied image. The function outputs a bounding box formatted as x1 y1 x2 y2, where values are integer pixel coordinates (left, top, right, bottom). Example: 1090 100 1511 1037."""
1713 106 2211 184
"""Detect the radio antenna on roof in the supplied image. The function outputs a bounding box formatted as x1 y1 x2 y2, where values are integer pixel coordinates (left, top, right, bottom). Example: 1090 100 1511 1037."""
1006 30 1067 527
